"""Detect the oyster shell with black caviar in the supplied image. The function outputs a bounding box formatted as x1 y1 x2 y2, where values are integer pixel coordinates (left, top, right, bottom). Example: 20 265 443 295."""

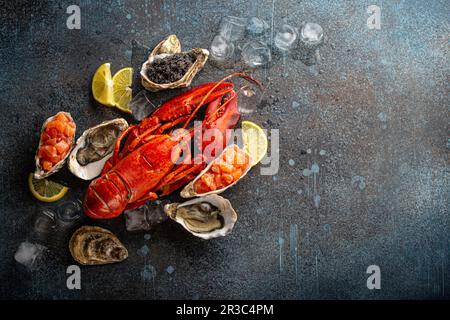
140 35 209 91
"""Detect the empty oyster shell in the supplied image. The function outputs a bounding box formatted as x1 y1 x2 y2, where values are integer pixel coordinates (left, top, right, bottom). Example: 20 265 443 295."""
164 195 237 239
69 226 128 265
68 118 128 180
180 144 253 198
34 112 76 179
140 34 209 92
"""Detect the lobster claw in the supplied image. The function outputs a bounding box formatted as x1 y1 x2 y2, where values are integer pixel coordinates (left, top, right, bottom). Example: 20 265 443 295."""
126 82 237 154
199 91 240 162
151 82 235 122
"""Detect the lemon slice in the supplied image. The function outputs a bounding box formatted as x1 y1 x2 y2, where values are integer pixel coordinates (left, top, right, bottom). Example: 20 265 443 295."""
92 62 115 107
241 121 268 166
28 173 69 203
112 67 133 114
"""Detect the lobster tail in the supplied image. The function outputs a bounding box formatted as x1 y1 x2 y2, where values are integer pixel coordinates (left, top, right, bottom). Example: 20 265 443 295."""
84 172 129 219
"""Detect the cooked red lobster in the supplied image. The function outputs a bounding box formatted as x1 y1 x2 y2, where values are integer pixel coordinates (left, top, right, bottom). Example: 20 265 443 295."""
84 73 261 219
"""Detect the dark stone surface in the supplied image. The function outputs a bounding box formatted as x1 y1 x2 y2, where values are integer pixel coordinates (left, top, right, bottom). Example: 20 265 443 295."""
0 0 448 299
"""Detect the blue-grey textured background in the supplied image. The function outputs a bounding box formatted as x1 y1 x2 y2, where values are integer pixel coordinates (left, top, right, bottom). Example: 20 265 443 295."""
0 0 448 299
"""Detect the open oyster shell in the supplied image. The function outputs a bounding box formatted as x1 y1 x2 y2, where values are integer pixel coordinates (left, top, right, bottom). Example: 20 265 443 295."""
164 195 237 240
69 226 128 265
140 34 209 92
180 144 253 198
68 118 128 180
34 112 76 179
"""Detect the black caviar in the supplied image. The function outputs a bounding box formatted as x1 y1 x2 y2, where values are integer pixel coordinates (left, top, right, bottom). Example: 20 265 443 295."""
146 53 196 84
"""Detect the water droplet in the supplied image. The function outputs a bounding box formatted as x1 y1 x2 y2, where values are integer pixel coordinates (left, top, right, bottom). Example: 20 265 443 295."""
313 195 321 208
166 265 175 275
308 65 319 76
377 112 387 122
125 49 132 60
292 101 300 109
359 180 366 190
137 245 150 257
288 159 295 166
126 14 132 20
141 265 155 281
303 168 311 177
351 176 366 190
319 150 326 156
377 112 387 129
307 149 312 154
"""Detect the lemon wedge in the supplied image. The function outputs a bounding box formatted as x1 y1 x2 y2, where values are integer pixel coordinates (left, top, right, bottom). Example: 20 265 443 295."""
112 67 133 113
28 173 69 203
92 62 115 107
241 121 268 166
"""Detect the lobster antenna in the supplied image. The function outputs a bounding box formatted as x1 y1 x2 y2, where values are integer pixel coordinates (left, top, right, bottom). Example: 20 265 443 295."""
181 72 263 130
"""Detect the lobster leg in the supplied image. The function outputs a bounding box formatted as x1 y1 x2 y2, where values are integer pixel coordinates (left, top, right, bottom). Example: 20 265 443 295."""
156 159 204 187
122 121 162 156
102 130 165 175
153 115 190 134
124 191 159 211
158 172 198 197
123 114 190 158
156 162 205 196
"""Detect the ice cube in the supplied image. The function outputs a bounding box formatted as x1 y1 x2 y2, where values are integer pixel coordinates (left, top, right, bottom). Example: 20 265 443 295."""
241 40 271 67
31 209 56 244
246 17 269 36
128 90 157 121
274 24 298 51
210 35 235 61
300 22 324 45
296 22 324 66
218 16 246 41
55 200 84 232
238 88 262 114
124 207 148 231
14 242 47 270
124 201 168 232
56 200 83 224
